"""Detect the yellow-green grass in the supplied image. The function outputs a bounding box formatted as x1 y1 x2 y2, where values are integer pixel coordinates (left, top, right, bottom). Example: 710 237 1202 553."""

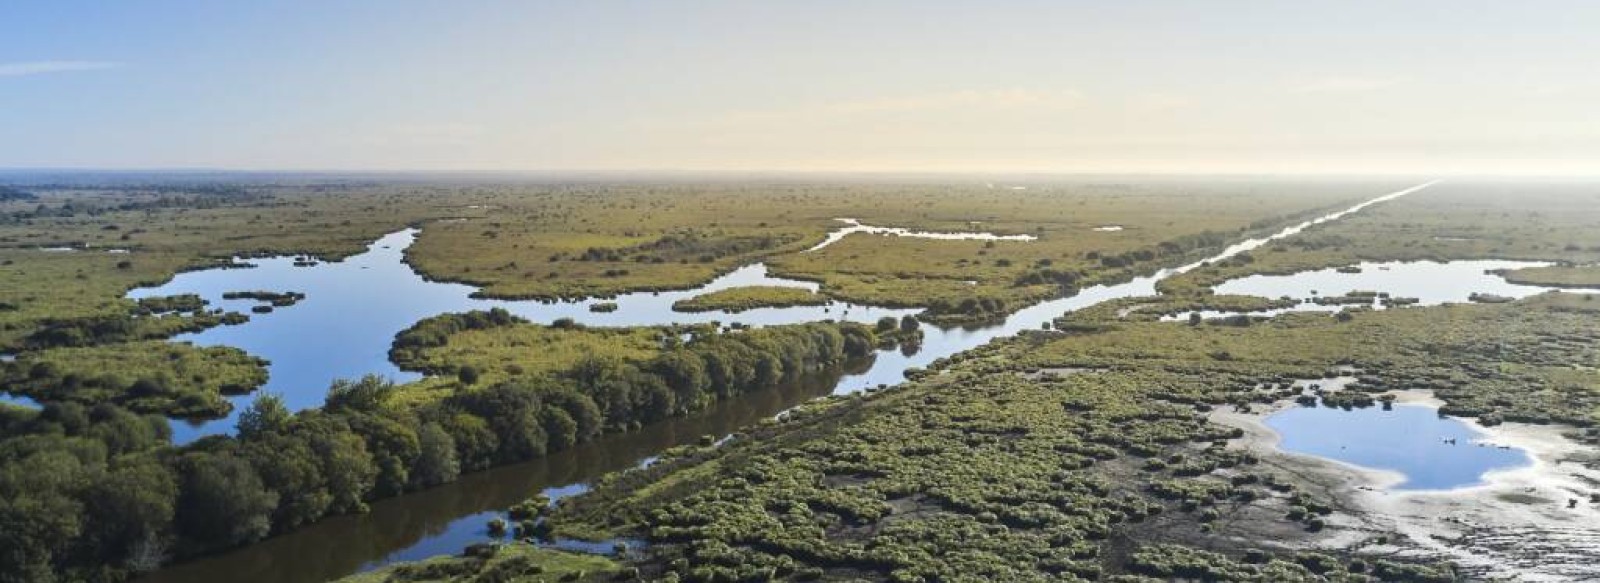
1039 291 1600 424
0 249 197 348
1161 181 1600 296
1 341 268 417
0 179 1381 351
1497 265 1600 289
0 184 464 348
671 285 826 312
335 543 619 583
402 180 1384 308
389 322 670 406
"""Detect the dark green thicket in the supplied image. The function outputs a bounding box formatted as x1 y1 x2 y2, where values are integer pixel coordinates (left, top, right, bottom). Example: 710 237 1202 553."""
0 319 881 582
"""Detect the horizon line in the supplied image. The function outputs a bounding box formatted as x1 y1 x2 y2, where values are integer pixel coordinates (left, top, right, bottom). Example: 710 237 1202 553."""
2 166 1598 180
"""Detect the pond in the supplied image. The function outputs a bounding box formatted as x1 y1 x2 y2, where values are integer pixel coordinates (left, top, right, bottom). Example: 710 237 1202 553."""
1160 259 1590 321
136 181 1456 582
1266 401 1531 490
1214 260 1585 305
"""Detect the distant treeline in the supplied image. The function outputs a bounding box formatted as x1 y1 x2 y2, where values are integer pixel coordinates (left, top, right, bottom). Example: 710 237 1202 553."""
0 185 38 202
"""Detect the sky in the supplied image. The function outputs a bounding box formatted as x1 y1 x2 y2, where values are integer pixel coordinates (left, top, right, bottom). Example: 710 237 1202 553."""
2 1 1599 175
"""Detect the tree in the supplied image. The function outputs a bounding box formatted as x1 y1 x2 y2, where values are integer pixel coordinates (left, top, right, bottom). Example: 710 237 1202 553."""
82 455 176 569
325 375 395 413
0 441 93 583
457 365 481 385
305 422 378 514
237 393 290 439
411 423 459 488
175 451 277 547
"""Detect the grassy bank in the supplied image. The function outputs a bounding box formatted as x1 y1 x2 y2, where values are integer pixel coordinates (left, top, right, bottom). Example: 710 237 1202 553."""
337 544 620 583
1497 264 1600 289
671 286 827 313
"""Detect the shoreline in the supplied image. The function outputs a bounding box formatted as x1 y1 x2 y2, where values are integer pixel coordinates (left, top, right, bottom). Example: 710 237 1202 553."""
1211 388 1600 581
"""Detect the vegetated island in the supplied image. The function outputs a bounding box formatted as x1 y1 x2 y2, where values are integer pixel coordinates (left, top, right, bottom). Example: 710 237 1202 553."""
670 285 828 313
221 290 307 307
1493 264 1600 289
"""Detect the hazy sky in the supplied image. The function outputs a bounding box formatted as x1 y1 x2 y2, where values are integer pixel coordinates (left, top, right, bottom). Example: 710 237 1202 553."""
3 1 1599 175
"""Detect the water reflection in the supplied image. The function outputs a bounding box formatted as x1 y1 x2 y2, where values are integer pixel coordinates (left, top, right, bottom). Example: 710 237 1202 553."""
1161 259 1588 321
134 366 856 583
1266 401 1531 490
1215 260 1581 305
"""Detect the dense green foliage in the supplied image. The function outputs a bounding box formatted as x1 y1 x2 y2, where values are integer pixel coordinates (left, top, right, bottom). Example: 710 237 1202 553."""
0 316 882 581
540 291 1600 581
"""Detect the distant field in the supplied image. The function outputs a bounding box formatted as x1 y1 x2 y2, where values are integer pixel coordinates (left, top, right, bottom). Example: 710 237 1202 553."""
401 180 1386 321
1161 181 1600 296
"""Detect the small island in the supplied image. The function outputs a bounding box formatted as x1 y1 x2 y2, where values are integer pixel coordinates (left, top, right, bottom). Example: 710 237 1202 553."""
222 290 307 307
671 285 828 313
1494 264 1600 289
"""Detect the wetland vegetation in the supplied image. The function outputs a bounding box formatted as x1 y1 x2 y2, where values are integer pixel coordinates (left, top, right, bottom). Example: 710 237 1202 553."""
2 177 1599 582
671 286 828 313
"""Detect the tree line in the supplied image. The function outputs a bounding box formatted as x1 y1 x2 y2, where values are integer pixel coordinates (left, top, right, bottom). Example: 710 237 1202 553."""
0 314 883 582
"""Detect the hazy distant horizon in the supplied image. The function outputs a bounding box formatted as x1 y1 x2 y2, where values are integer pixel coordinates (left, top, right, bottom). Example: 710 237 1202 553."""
5 1 1599 175
9 168 1599 185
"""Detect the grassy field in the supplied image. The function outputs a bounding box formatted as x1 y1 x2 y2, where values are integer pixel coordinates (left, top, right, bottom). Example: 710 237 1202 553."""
671 286 827 312
0 177 1375 352
0 181 463 350
388 310 689 405
399 180 1385 316
1 341 268 417
1497 264 1600 289
1161 181 1600 296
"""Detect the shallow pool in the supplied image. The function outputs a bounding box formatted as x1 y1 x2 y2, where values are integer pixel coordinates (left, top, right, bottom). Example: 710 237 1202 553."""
1265 402 1531 490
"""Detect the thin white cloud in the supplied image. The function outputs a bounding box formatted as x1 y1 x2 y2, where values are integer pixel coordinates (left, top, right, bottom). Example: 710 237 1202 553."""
707 88 1085 127
1289 76 1398 94
361 122 487 148
0 60 119 78
821 89 1085 114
